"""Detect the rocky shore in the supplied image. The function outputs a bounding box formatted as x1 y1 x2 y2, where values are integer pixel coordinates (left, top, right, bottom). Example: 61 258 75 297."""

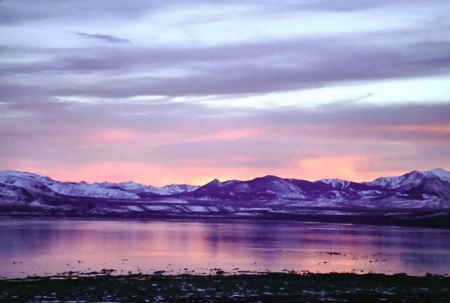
1 272 449 302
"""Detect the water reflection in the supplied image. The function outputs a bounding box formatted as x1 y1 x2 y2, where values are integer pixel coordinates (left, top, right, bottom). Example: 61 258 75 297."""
0 219 449 278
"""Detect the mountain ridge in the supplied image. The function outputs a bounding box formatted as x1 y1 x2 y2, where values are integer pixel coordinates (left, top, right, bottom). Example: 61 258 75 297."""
1 169 450 216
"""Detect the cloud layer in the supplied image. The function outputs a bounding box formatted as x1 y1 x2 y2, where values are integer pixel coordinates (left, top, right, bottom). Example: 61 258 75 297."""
1 0 449 185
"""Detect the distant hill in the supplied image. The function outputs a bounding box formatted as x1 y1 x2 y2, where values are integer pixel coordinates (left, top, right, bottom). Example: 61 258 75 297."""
1 169 450 228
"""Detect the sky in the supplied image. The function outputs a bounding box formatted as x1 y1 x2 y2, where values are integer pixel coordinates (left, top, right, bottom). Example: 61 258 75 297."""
1 0 449 186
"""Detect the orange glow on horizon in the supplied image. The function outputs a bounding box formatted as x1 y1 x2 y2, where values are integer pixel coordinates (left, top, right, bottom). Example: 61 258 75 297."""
2 154 431 187
2 120 449 186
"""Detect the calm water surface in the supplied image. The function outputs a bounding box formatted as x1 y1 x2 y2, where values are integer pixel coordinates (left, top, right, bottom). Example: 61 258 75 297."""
1 219 449 278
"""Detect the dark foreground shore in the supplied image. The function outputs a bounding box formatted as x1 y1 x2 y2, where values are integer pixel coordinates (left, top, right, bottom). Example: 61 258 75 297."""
1 272 449 303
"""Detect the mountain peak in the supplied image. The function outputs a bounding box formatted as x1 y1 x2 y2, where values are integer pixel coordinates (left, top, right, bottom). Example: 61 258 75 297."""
420 168 450 182
200 178 222 188
427 168 448 173
317 178 350 189
367 168 450 190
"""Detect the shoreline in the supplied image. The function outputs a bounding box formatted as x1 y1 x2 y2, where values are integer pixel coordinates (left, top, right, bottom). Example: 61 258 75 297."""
3 267 450 281
1 210 450 230
1 272 449 302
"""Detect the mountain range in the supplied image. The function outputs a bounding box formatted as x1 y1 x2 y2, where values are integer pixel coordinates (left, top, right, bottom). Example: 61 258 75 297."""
1 169 450 228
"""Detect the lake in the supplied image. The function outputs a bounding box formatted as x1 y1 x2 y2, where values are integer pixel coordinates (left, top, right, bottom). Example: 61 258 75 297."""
1 218 449 279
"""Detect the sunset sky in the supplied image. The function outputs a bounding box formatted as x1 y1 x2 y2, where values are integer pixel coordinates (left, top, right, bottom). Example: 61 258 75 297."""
1 0 449 186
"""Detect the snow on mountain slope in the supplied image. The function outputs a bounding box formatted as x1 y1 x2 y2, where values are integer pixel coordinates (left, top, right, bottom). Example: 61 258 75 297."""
248 175 303 194
366 169 450 195
318 179 350 189
116 181 151 191
0 171 53 186
403 177 450 199
420 168 450 182
0 171 198 202
368 170 434 190
192 175 382 201
0 183 36 204
96 181 197 195
0 171 57 197
1 169 449 208
0 171 139 200
49 181 140 199
151 184 199 195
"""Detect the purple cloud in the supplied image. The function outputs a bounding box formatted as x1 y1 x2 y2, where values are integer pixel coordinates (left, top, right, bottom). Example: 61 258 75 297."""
75 32 131 44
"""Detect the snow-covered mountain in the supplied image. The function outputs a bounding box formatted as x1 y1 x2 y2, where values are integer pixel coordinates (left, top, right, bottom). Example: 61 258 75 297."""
364 169 450 201
367 168 450 190
0 171 198 202
192 176 365 200
96 180 198 196
0 169 449 211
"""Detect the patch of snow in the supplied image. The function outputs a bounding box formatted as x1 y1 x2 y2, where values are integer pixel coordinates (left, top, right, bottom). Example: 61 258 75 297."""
30 200 54 209
143 205 172 211
123 205 144 212
234 212 259 216
319 179 350 189
234 183 251 192
223 206 239 212
152 184 199 195
183 205 209 212
150 198 188 204
421 168 450 182
0 172 140 200
316 210 360 216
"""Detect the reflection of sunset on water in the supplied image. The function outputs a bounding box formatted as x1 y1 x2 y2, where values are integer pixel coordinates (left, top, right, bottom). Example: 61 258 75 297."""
1 220 450 279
